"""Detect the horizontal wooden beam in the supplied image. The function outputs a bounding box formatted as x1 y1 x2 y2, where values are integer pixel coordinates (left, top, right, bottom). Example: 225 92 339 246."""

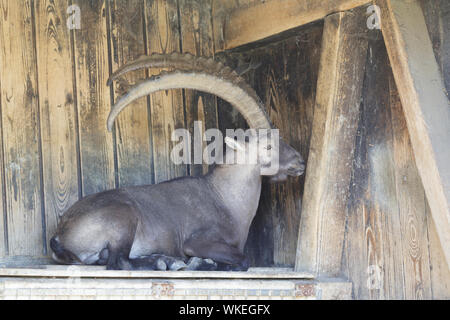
375 0 450 268
213 0 371 51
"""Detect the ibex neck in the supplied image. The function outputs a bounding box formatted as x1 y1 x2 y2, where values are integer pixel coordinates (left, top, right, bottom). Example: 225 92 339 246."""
206 164 262 247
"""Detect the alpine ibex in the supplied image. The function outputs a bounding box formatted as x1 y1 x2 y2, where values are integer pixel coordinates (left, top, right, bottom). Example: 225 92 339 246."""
50 53 305 271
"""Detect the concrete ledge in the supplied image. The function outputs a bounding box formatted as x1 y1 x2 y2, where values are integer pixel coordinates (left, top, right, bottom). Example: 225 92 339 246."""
0 266 314 280
0 277 352 300
0 266 352 300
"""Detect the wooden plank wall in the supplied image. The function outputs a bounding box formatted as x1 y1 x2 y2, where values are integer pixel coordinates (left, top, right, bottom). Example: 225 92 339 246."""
34 0 80 255
213 0 449 299
0 0 448 299
341 24 449 298
343 36 430 299
109 0 154 188
349 0 449 300
0 0 320 265
0 0 217 258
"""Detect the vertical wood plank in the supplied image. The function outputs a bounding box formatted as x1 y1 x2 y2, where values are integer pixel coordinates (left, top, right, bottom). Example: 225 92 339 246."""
211 0 248 136
34 0 81 253
73 0 116 196
144 0 186 183
342 37 396 299
427 202 450 299
341 35 432 300
109 0 154 187
295 9 368 276
178 0 218 177
0 0 44 256
211 0 240 52
389 73 432 299
0 73 5 257
373 75 406 300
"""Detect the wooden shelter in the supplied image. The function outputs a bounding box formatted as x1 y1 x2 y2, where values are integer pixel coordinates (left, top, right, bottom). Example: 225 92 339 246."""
0 0 448 299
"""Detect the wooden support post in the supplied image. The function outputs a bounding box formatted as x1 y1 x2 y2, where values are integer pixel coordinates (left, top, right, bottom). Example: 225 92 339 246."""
375 0 450 268
295 9 368 277
213 0 371 51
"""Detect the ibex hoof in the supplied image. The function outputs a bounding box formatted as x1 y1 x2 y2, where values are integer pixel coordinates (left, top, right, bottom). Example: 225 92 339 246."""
186 257 218 271
156 259 167 271
169 260 187 271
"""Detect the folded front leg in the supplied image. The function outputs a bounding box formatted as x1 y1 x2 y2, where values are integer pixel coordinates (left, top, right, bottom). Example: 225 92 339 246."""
183 236 248 271
118 254 187 271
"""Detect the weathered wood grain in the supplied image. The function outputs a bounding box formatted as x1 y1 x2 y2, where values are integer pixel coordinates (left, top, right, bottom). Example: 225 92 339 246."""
73 0 116 196
389 72 432 300
375 0 450 268
238 0 259 7
178 0 218 177
427 202 450 299
144 0 187 183
213 0 371 51
0 0 447 299
0 0 44 256
340 33 438 300
365 59 405 301
342 36 400 299
295 9 368 277
211 1 248 136
0 71 5 257
420 0 450 94
34 0 81 254
108 0 154 187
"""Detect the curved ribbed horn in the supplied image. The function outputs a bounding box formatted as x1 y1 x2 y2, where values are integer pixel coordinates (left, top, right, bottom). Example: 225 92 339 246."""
107 53 271 132
107 52 218 86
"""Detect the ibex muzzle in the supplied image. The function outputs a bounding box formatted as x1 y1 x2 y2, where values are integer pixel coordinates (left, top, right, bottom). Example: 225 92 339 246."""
51 53 305 270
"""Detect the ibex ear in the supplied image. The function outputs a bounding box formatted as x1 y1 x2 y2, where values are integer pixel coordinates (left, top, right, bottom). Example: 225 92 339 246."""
225 137 244 151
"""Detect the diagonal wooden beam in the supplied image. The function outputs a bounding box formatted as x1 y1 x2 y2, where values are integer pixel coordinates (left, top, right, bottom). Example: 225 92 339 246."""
213 0 371 51
375 0 450 268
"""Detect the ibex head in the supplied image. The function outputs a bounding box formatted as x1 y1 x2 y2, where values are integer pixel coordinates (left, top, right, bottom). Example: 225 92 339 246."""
107 53 305 182
223 130 305 182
